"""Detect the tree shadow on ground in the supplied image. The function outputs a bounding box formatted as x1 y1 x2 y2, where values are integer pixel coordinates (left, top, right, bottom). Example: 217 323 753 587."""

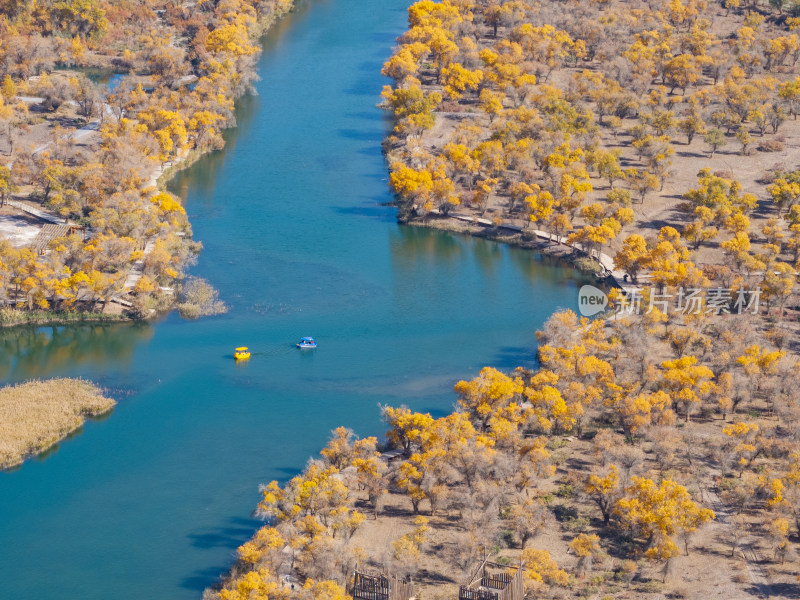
676 150 708 159
751 582 800 598
380 503 418 519
636 213 689 233
417 568 457 585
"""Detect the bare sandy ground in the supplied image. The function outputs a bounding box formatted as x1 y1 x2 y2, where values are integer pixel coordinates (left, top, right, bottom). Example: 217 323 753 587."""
0 213 42 248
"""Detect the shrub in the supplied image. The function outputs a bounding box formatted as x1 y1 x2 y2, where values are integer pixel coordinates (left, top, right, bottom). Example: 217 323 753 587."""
573 256 604 274
562 517 590 533
552 504 579 522
439 100 463 112
556 483 577 498
607 188 632 206
671 585 691 598
757 139 785 153
638 580 663 593
176 277 227 319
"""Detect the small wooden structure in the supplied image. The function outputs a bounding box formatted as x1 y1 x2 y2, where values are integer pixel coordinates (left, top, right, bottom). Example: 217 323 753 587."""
351 569 414 600
379 448 405 463
30 223 86 254
458 560 523 600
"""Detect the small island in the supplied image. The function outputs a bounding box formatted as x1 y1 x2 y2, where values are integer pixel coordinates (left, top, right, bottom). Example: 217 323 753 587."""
0 378 115 470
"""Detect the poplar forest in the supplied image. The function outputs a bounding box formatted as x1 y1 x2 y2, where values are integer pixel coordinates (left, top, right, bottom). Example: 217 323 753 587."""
0 0 292 320
3 1 800 600
217 1 800 599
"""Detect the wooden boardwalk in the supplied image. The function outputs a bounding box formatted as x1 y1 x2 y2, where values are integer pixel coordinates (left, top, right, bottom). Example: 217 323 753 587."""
122 240 155 289
6 199 64 225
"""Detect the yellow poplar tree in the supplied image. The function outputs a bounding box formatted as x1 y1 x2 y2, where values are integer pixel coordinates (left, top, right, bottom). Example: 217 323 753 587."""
616 477 714 558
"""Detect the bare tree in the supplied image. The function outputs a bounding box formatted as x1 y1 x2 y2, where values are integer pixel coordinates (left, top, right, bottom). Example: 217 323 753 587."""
73 75 101 120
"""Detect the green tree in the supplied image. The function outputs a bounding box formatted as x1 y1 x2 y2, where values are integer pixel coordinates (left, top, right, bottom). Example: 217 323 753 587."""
704 128 727 158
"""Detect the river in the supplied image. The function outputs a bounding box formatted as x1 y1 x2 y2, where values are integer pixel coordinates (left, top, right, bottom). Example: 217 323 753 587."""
0 1 592 598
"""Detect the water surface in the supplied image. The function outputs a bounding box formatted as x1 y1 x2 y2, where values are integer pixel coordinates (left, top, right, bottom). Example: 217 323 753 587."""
0 1 592 598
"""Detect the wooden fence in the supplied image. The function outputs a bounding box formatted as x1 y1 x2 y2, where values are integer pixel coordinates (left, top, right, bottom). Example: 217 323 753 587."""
458 561 523 600
352 570 414 600
459 588 501 600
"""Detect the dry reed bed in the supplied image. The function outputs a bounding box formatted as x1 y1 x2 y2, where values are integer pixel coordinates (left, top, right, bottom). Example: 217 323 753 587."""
0 379 115 470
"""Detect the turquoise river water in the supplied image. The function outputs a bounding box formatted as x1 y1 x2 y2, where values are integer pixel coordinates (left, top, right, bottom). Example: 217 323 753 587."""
0 1 593 598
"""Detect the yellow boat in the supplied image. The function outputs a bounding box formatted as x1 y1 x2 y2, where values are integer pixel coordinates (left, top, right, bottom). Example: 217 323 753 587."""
234 346 250 360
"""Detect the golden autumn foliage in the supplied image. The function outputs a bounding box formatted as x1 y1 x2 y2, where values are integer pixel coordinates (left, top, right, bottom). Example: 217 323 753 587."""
0 0 297 314
569 533 602 558
660 355 715 421
218 568 285 600
215 289 800 597
616 477 715 558
521 548 569 588
455 366 522 430
82 0 800 594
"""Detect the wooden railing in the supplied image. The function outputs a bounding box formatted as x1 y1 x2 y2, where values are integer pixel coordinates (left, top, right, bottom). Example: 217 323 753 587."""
458 561 523 600
352 570 413 600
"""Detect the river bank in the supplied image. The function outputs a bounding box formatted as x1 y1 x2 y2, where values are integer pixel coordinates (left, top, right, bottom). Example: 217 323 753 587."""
0 379 115 471
119 2 297 319
213 300 800 600
401 211 615 277
381 0 800 323
0 0 296 325
210 1 800 598
0 308 130 328
0 1 617 598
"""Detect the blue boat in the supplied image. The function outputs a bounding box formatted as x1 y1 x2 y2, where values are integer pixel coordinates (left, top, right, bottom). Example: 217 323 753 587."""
297 337 317 349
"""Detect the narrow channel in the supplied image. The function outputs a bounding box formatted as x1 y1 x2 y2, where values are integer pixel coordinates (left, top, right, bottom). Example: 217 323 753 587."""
0 1 593 598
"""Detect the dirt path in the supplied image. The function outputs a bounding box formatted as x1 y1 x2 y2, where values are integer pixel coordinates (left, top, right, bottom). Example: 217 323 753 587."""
703 486 775 599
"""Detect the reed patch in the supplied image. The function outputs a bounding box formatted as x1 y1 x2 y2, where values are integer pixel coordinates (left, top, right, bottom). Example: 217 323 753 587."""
0 379 115 470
